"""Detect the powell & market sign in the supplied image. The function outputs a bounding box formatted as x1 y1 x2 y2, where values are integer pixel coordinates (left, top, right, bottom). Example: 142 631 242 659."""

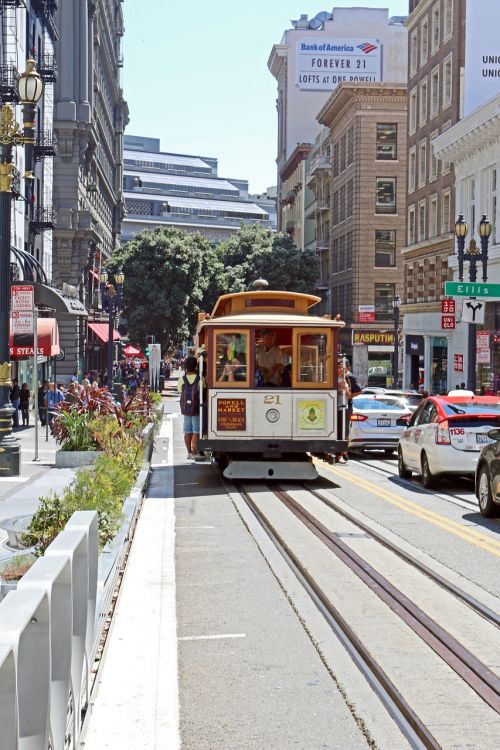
353 330 394 345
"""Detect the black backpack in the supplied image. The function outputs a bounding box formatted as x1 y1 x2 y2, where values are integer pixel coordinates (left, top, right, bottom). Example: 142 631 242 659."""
180 374 200 416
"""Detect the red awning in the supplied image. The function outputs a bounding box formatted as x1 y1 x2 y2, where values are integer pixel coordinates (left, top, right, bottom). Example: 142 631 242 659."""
9 317 60 358
123 345 143 357
88 322 120 343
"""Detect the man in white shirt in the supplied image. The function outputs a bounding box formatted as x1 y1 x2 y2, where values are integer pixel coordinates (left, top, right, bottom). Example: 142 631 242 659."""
256 329 283 386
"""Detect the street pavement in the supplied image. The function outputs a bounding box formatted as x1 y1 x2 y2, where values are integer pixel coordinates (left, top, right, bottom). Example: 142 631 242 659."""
0 415 76 562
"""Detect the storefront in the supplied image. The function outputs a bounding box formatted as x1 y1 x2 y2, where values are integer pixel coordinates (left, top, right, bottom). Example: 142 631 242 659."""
403 313 451 393
351 330 395 388
476 302 500 394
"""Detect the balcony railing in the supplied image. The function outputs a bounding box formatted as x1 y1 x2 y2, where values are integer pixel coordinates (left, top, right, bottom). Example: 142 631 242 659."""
0 65 20 104
29 206 57 233
37 54 58 83
34 131 57 161
31 0 59 41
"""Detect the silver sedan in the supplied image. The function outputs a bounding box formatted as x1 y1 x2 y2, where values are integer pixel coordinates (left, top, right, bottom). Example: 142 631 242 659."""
349 395 413 455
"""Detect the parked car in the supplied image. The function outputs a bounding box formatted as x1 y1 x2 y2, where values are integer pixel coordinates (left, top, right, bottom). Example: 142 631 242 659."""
398 395 500 488
349 395 412 455
363 388 424 412
475 427 500 517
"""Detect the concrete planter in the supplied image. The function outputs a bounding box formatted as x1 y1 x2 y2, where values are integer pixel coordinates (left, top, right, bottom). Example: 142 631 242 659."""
55 450 102 468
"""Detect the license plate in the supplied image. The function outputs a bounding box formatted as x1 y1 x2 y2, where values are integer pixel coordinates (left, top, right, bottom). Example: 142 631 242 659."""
476 434 493 444
377 418 391 427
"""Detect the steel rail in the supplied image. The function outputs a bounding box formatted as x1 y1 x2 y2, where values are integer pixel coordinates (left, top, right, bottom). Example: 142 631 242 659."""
306 483 500 627
275 486 500 714
235 483 443 750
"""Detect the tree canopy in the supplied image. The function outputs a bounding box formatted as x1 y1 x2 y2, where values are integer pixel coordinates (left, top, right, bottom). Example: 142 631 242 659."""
109 223 319 348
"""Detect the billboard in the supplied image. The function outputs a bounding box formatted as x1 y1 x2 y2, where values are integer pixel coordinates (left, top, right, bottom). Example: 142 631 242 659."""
464 0 500 115
296 38 382 90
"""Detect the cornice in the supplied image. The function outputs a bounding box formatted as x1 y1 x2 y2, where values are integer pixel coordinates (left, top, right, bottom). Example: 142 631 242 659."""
402 233 454 256
406 0 433 29
433 95 500 164
318 83 407 127
280 143 312 181
268 45 287 78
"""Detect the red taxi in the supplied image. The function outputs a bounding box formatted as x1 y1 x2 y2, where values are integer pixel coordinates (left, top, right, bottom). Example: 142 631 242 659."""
398 395 500 488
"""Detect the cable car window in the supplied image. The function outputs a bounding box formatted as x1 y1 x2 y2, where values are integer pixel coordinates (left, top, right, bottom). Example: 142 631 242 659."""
214 331 249 385
297 332 329 383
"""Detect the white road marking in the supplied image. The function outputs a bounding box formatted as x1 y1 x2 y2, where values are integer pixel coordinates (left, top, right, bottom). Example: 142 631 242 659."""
176 526 215 530
178 633 246 642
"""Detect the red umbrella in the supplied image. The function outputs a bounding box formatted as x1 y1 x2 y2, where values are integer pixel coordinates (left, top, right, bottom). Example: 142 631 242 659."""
123 345 145 358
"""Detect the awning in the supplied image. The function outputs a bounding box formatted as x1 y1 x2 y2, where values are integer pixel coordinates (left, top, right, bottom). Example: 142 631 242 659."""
9 317 60 358
33 283 88 317
123 345 144 357
88 322 120 343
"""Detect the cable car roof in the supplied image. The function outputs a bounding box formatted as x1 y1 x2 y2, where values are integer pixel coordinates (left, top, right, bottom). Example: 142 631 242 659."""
208 290 322 320
198 312 344 329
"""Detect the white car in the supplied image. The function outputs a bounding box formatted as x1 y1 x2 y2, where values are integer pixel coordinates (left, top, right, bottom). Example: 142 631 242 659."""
349 395 412 455
398 395 500 487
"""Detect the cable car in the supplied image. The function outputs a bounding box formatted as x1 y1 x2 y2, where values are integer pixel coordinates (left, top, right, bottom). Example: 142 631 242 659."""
196 288 347 480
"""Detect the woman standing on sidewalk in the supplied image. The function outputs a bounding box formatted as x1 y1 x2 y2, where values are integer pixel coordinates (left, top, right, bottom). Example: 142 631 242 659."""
19 383 30 426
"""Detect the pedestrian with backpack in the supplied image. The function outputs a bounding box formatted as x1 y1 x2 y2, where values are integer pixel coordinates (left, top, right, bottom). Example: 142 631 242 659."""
177 356 202 460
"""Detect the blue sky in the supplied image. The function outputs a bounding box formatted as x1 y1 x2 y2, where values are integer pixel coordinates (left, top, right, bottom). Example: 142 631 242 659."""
123 1 409 193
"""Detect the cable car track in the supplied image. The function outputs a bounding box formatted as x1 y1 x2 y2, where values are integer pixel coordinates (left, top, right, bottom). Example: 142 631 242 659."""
234 482 500 749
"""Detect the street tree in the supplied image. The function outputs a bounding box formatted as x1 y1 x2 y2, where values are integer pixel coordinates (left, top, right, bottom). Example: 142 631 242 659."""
217 224 319 293
107 226 221 349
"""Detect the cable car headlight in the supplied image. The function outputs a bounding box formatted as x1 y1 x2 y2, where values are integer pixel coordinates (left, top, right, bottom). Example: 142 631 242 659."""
266 408 280 424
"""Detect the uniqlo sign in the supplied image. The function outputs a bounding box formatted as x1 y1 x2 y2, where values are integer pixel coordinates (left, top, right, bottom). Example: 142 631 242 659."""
453 354 464 372
442 299 455 314
441 315 456 330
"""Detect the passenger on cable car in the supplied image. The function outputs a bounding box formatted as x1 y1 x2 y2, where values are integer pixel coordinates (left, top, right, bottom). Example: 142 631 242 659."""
220 355 247 382
256 329 283 386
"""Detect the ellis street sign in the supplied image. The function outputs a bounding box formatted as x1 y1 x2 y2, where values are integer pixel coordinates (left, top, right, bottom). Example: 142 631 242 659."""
444 281 500 299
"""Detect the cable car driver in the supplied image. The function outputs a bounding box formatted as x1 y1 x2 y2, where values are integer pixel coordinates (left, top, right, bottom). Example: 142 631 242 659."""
256 329 283 387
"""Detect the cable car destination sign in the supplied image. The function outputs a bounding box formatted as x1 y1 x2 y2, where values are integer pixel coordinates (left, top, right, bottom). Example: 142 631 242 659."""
296 38 382 90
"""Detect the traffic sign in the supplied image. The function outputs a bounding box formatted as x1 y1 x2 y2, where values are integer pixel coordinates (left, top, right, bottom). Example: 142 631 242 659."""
461 298 485 324
445 281 500 298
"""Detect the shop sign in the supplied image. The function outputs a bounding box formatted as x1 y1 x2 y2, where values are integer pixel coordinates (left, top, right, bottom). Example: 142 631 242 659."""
216 398 246 431
441 315 455 330
358 305 375 323
445 281 500 298
453 354 464 372
405 335 424 355
441 300 455 314
353 330 394 345
461 298 485 324
298 399 326 430
296 37 382 91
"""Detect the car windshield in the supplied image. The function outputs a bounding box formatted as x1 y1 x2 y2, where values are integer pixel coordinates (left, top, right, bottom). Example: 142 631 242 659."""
401 394 424 406
442 401 500 416
353 397 406 411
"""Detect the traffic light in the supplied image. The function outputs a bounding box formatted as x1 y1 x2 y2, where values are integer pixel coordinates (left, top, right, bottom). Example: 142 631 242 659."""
145 334 155 358
145 346 150 357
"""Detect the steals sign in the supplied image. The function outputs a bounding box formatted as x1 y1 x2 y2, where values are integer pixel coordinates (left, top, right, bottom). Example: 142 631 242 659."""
296 38 382 90
217 399 246 431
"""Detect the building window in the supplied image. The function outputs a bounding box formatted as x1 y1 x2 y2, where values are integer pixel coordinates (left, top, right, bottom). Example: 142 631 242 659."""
484 167 497 244
409 146 417 192
429 194 438 237
420 18 429 65
443 0 453 40
464 176 476 235
420 78 428 125
441 120 452 174
339 134 346 172
441 189 451 234
431 3 440 54
418 199 426 241
376 178 396 214
332 142 339 177
333 191 339 225
375 230 396 267
430 66 440 117
410 29 418 76
418 140 427 187
408 205 416 245
374 283 395 321
429 129 439 181
347 128 354 165
346 180 353 218
443 53 453 108
376 123 397 160
409 87 418 134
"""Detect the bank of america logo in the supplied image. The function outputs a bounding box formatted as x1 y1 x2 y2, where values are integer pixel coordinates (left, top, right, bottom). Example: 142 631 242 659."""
358 42 377 54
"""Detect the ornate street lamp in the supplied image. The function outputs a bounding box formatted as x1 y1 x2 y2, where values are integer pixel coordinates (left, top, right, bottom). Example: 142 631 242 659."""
454 214 492 391
0 59 44 476
392 295 401 388
100 268 124 391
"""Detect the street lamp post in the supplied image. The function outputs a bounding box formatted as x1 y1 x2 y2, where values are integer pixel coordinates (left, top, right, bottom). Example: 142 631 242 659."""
99 268 124 392
392 294 401 388
0 60 43 476
454 213 492 392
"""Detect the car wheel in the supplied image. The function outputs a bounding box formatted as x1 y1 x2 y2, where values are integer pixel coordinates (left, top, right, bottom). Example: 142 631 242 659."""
421 452 438 489
398 448 412 479
477 466 498 518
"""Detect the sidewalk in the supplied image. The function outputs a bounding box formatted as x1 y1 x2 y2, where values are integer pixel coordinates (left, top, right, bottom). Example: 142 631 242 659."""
0 416 77 561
